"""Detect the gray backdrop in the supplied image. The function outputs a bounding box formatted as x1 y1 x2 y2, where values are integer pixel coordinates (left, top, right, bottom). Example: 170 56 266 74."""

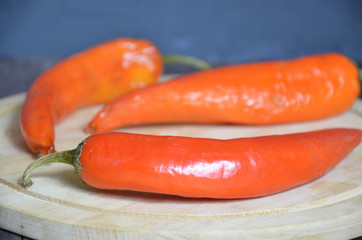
1 0 362 97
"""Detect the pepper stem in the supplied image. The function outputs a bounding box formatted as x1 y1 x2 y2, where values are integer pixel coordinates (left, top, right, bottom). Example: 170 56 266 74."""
22 150 76 188
162 54 212 70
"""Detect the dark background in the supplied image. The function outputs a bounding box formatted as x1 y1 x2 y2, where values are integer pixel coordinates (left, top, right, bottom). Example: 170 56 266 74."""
1 0 362 98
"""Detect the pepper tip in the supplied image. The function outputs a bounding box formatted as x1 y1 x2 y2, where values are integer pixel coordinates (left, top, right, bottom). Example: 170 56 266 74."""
85 126 97 135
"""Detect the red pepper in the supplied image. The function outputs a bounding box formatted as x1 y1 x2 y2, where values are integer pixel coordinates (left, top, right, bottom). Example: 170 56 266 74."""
22 128 361 199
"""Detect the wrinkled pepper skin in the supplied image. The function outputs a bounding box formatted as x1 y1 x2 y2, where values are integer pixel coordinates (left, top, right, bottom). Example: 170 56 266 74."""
75 128 360 199
86 53 360 134
20 38 162 155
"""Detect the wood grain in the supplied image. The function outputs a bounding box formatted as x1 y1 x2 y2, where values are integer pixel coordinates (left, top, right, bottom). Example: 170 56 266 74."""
0 87 361 240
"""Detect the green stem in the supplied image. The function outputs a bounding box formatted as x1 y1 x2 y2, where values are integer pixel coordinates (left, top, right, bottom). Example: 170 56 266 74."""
162 54 212 70
22 146 83 188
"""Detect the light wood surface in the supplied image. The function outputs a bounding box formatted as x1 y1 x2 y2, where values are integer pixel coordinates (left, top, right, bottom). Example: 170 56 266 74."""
0 88 361 240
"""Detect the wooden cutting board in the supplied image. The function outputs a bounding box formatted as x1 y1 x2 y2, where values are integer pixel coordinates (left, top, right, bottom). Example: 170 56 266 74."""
0 88 362 240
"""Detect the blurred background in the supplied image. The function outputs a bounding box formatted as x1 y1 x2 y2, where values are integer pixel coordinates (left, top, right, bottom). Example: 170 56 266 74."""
1 0 362 97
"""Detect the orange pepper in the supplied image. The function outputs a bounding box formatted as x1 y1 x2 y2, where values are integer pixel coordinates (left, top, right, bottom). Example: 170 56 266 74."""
22 128 361 199
86 53 360 133
20 38 162 155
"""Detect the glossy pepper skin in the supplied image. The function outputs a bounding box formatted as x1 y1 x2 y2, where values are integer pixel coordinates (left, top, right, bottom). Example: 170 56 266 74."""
20 38 162 155
22 128 361 199
86 53 360 134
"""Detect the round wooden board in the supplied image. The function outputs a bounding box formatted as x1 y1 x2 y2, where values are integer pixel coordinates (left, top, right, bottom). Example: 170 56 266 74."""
0 90 361 240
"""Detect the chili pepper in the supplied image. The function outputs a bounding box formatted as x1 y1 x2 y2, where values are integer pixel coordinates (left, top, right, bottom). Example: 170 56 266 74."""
85 53 360 134
20 38 211 155
20 38 163 155
22 128 361 199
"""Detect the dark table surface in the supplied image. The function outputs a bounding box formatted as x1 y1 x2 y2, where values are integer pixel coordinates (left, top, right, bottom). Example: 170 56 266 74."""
0 59 361 240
